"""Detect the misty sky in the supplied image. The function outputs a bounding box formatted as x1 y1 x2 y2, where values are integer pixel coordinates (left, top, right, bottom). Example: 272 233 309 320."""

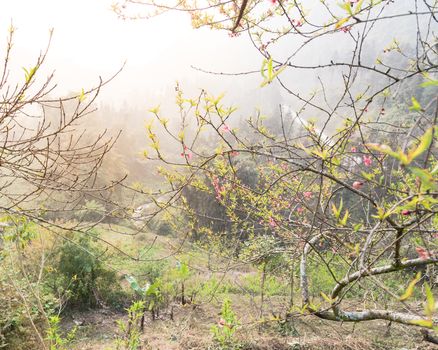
1 0 261 107
1 0 428 116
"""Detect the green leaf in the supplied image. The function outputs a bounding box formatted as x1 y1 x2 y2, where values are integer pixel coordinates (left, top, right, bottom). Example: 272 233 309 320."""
420 73 438 88
410 319 433 328
312 148 329 160
339 2 353 15
78 88 86 102
149 105 160 114
424 283 436 317
354 0 364 14
366 143 399 160
23 66 37 84
367 127 434 166
372 206 390 221
332 198 343 219
260 57 286 87
366 143 410 164
335 17 350 29
420 80 438 88
409 167 437 191
268 58 273 77
407 127 434 163
409 96 422 112
178 130 185 141
399 272 421 301
361 171 374 181
261 59 268 79
339 209 349 226
320 291 336 304
353 223 363 232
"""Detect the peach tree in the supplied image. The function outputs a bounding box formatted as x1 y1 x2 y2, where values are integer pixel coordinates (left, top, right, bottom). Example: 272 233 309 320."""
118 0 438 342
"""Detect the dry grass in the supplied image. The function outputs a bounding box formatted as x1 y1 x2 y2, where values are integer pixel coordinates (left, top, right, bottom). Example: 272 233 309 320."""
66 296 437 350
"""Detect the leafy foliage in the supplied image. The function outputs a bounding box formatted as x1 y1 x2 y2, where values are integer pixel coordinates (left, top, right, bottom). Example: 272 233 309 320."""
46 232 119 309
210 298 240 349
115 301 149 350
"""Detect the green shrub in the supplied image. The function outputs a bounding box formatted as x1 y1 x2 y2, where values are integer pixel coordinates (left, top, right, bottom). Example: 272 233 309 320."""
0 242 59 348
115 301 149 350
46 315 76 350
165 261 192 304
0 274 35 348
210 298 241 350
46 232 121 309
137 258 167 283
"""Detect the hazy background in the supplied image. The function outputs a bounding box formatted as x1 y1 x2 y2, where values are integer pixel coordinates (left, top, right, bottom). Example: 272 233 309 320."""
1 0 265 109
1 1 421 111
1 1 427 181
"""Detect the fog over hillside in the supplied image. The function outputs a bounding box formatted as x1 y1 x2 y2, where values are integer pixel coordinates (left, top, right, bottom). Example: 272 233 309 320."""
2 1 426 109
2 0 434 181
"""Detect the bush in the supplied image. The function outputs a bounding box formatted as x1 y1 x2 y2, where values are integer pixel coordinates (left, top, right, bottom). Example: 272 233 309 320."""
46 315 76 350
46 231 121 309
137 258 168 283
115 301 149 350
210 298 241 350
0 229 60 349
0 274 36 348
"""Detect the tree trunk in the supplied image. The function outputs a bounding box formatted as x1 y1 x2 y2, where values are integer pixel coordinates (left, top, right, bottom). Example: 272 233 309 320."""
260 262 266 320
289 261 294 308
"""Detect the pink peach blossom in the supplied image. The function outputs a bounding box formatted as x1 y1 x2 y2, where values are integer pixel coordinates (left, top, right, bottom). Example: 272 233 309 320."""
352 181 363 190
363 155 372 167
416 247 430 260
303 191 313 199
220 124 231 133
269 217 278 228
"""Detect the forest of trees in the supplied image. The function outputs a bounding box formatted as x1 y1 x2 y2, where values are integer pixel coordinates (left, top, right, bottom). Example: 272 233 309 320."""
0 0 437 349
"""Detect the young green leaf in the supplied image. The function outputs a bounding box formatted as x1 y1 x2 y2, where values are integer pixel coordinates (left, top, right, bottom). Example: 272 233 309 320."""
409 167 437 191
420 73 438 88
332 198 343 219
149 105 160 114
320 291 336 304
335 17 350 29
339 2 353 15
23 66 37 84
409 96 422 112
410 319 433 328
366 143 406 163
354 0 364 14
78 88 86 102
424 283 436 317
399 272 421 301
260 57 286 87
407 127 434 163
339 209 349 226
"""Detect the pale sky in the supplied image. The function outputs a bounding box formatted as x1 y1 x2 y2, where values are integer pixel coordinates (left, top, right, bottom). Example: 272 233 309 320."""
1 0 260 106
1 0 423 113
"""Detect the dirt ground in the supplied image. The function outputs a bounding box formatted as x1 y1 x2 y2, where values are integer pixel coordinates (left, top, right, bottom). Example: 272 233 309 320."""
66 299 438 350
